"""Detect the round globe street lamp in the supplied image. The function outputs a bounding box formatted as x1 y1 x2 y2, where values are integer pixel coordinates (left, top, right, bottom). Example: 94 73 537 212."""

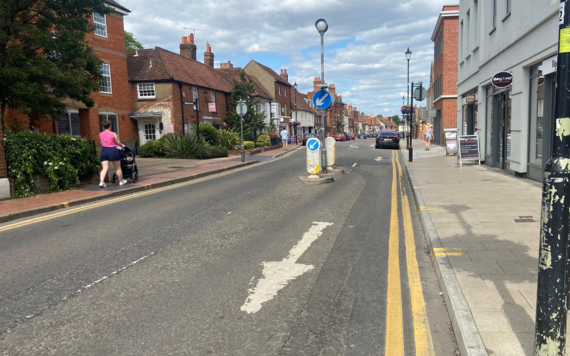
405 47 412 148
315 18 329 171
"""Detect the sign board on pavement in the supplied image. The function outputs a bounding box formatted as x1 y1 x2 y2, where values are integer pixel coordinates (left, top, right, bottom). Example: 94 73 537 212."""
313 90 333 110
444 128 458 156
458 135 481 166
306 138 321 175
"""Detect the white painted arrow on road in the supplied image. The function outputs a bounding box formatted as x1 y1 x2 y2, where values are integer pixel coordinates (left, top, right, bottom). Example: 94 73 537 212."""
241 222 333 314
374 157 384 162
350 145 358 148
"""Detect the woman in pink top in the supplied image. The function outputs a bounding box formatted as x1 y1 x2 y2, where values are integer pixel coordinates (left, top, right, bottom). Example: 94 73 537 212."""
99 120 126 188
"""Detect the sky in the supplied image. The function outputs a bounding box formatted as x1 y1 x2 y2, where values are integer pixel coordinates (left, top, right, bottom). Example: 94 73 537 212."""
120 0 449 118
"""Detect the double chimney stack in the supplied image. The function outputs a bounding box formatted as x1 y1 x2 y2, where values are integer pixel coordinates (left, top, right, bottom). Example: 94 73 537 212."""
180 34 215 68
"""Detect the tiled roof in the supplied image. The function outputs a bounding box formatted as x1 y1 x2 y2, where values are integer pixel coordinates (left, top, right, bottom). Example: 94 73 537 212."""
106 0 130 12
252 61 292 87
216 68 273 100
292 89 314 113
127 47 234 93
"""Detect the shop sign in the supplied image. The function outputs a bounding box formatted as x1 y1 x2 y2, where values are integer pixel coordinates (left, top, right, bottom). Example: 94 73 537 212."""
458 135 481 166
209 103 216 112
538 76 545 86
542 55 558 75
491 71 513 88
428 109 437 118
466 94 476 104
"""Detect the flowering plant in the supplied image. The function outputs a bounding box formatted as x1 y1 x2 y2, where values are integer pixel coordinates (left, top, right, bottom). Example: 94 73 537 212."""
400 105 416 114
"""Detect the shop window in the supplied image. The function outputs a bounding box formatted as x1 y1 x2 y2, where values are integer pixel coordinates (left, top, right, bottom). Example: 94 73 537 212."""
529 65 544 167
58 112 81 136
93 13 107 38
137 83 155 99
145 124 156 141
485 86 493 156
99 113 119 134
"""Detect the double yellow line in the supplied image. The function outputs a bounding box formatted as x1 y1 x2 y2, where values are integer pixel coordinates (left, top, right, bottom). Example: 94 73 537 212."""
385 150 434 356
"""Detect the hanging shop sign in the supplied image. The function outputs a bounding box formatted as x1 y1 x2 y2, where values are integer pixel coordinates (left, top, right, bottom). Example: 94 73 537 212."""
491 71 513 88
538 76 545 87
458 135 481 166
466 94 476 104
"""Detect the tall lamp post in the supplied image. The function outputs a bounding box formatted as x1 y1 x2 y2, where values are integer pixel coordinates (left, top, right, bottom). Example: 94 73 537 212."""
405 47 412 148
316 18 328 171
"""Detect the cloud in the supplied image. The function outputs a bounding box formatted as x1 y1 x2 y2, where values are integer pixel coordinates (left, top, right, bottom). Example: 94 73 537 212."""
120 0 448 117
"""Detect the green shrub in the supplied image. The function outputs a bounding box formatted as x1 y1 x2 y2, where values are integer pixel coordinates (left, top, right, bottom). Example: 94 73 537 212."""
243 141 255 151
198 123 220 145
4 131 100 198
161 131 204 159
138 140 165 158
196 146 228 159
219 129 240 150
256 132 271 147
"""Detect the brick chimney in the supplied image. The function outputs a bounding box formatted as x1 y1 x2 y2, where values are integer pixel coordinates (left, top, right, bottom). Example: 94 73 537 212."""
313 77 322 92
180 33 197 61
220 61 233 69
280 69 288 82
204 42 214 68
329 83 336 96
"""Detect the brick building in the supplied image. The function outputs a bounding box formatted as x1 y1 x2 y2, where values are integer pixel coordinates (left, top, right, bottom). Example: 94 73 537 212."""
307 78 345 137
244 61 293 134
430 5 459 145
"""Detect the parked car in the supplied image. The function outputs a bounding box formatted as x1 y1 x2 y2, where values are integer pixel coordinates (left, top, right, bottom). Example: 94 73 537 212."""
302 133 317 146
358 132 367 139
333 133 345 141
375 131 400 150
349 133 355 140
370 132 378 138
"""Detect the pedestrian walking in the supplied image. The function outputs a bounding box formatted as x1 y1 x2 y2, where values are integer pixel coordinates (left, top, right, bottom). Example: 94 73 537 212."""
280 128 289 151
425 124 433 150
99 120 127 188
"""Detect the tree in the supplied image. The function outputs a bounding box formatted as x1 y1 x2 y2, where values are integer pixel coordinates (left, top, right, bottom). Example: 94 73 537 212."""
125 31 143 51
391 115 401 126
225 70 266 137
0 0 110 129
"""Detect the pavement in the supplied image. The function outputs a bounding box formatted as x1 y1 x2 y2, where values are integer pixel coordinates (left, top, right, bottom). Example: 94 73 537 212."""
0 145 300 223
0 140 457 355
403 139 550 356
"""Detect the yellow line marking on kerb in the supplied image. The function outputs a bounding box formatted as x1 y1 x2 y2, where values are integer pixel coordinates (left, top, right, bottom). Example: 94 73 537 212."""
385 150 404 355
435 252 463 257
395 151 435 356
419 206 438 211
433 248 463 257
62 202 69 208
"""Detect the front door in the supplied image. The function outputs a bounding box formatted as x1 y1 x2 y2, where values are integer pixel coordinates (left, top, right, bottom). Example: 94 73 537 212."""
493 92 511 170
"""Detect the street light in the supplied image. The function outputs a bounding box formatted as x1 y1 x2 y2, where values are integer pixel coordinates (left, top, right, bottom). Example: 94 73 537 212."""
294 82 298 145
405 47 412 148
315 18 328 171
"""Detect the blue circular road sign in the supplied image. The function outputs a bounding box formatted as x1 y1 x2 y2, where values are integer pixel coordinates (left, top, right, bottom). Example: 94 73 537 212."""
307 138 320 152
313 90 333 110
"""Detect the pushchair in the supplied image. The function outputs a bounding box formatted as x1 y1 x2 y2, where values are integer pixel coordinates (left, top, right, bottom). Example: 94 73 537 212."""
112 144 139 183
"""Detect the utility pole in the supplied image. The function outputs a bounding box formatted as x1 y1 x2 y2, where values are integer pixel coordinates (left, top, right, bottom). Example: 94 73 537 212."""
316 19 329 173
534 1 570 354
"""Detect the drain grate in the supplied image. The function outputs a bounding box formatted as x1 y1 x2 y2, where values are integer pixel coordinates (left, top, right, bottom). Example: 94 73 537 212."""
519 216 533 219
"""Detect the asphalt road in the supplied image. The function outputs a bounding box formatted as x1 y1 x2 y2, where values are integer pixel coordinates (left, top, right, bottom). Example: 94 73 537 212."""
0 139 457 355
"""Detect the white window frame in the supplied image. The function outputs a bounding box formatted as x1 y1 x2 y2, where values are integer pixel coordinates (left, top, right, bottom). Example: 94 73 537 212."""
145 123 156 141
93 13 107 38
58 110 81 136
99 112 119 135
211 91 215 102
99 63 112 94
285 88 287 97
137 83 156 99
278 86 281 95
193 87 198 101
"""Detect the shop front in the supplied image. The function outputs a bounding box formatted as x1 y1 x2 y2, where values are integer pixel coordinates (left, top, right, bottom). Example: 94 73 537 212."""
528 58 557 181
461 91 478 136
484 85 512 171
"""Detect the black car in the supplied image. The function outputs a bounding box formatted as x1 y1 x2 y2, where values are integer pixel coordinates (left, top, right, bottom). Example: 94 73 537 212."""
358 133 367 139
302 133 317 146
370 132 378 138
375 131 400 150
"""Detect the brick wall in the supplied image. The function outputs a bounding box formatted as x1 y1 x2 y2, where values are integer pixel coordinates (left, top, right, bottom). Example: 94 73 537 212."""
0 127 6 179
274 82 292 130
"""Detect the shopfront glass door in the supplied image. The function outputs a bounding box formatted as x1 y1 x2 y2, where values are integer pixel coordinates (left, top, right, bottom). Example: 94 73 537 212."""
493 91 511 170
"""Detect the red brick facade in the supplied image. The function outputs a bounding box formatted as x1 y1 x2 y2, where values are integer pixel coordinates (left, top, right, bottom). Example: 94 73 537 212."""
0 127 6 179
432 5 458 144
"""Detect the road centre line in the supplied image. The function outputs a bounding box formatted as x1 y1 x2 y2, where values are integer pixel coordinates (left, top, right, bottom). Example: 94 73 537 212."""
395 153 435 356
0 151 299 233
352 163 357 167
385 150 404 355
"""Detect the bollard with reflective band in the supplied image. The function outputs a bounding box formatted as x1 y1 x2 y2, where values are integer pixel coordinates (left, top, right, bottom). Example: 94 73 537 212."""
306 138 321 175
534 1 570 353
325 137 336 168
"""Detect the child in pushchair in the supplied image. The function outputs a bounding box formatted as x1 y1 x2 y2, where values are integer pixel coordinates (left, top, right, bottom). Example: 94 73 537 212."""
112 144 139 183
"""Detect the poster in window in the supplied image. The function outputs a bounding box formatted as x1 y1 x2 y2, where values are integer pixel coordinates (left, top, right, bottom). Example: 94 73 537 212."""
209 103 216 112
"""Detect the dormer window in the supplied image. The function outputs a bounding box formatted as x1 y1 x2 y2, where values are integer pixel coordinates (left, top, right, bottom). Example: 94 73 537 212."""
93 13 107 38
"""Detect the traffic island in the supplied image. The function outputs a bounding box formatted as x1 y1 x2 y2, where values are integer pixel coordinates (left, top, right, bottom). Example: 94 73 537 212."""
323 167 344 175
299 175 334 185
